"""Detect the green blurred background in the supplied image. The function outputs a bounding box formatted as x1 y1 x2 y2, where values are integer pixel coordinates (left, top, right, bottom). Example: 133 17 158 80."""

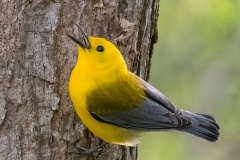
139 0 240 160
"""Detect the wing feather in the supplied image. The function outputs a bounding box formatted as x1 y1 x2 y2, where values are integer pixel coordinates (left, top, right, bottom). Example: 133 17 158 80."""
87 76 191 130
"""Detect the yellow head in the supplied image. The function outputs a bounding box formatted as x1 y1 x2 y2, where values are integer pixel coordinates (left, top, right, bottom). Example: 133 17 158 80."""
68 30 127 83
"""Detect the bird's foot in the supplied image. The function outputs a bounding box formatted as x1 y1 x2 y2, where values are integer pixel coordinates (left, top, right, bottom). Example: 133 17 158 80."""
68 142 107 156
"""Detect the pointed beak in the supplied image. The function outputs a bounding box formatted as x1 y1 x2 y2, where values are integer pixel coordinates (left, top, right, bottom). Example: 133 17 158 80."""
67 27 91 49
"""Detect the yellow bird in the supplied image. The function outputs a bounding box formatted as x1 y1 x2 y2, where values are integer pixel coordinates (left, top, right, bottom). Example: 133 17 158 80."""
68 28 219 146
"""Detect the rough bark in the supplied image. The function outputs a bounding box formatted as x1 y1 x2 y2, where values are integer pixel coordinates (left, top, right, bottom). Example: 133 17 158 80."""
0 0 159 160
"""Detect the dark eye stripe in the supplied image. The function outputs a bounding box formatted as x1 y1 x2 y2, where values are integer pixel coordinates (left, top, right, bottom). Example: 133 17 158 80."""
96 45 104 52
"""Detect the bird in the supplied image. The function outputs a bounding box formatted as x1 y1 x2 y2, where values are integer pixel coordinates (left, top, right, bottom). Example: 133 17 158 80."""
67 27 219 146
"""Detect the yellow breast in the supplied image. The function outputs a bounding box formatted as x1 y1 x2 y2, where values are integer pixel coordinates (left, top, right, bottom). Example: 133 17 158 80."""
68 67 140 146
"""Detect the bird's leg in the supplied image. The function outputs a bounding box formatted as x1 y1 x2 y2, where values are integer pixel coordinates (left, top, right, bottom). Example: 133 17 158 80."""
68 142 107 156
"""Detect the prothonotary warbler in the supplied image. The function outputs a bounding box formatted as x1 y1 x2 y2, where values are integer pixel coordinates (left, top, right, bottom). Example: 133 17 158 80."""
68 28 219 146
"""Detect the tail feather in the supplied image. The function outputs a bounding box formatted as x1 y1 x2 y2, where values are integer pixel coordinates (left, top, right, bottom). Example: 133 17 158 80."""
178 111 220 142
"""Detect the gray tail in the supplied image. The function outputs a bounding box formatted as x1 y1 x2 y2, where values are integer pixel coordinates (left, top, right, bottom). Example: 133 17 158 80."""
178 111 220 142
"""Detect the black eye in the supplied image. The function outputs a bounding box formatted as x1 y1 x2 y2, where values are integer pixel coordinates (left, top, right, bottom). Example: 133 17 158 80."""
96 45 104 52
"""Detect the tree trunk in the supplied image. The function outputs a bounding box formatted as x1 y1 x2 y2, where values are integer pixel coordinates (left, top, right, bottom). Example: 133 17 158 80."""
0 0 159 159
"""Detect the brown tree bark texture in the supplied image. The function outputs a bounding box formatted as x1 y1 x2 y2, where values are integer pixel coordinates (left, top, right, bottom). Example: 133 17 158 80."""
0 0 159 160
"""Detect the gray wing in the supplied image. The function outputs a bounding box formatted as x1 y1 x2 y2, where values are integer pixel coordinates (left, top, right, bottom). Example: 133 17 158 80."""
89 79 192 130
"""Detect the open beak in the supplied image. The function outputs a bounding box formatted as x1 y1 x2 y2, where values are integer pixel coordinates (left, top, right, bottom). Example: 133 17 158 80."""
67 26 91 49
